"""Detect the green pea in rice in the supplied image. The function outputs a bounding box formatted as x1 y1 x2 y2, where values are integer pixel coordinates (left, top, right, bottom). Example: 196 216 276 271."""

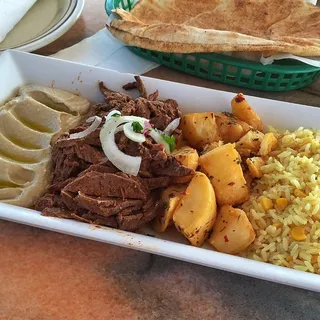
241 127 320 274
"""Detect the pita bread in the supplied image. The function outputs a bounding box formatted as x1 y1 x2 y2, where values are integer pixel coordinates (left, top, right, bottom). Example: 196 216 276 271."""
108 0 320 56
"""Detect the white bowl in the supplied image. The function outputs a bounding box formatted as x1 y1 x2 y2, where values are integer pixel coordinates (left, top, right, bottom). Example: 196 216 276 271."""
0 0 84 52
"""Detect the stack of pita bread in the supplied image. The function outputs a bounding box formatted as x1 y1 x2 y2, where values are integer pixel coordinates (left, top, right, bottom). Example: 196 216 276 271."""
108 0 320 56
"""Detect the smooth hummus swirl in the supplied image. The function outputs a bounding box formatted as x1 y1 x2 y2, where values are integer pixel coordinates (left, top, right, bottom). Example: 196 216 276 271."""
0 85 90 208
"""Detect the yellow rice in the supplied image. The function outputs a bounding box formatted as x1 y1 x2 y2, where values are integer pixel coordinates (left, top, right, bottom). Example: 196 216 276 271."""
241 127 320 273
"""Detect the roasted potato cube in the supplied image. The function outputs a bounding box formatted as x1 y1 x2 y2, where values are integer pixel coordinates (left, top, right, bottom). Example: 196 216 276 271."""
180 112 221 149
235 130 264 157
259 132 278 156
171 146 199 170
235 130 264 152
201 141 224 155
199 143 249 206
246 157 265 178
173 172 217 247
236 118 252 135
170 147 198 184
236 148 255 158
215 112 251 143
209 205 256 254
231 93 263 131
153 184 187 233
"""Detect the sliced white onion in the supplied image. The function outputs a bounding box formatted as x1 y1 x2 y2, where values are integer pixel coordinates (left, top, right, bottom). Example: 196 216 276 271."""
106 114 150 143
100 118 141 176
86 116 102 123
164 118 181 136
69 116 102 140
149 129 170 154
105 110 121 121
123 122 146 143
120 115 149 124
105 111 149 125
114 124 124 134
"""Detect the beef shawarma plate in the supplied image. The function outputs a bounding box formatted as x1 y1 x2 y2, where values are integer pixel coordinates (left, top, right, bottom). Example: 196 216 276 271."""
1 76 320 275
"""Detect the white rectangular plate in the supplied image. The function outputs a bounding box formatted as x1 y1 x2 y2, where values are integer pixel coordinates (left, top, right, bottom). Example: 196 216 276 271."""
1 50 320 292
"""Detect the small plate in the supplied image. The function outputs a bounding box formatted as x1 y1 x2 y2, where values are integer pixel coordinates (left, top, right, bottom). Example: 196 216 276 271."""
0 0 84 52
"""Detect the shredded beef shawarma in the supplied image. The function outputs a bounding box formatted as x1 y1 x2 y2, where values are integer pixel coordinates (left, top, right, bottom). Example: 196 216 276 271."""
35 77 193 231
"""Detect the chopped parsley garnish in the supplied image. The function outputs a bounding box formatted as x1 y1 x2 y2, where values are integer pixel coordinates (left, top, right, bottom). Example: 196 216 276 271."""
161 133 176 152
132 121 143 133
111 113 121 117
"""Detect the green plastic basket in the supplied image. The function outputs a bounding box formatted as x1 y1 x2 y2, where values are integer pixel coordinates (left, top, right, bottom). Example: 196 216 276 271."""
106 0 320 92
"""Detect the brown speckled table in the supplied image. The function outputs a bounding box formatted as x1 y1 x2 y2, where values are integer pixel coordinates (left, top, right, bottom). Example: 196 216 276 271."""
2 1 320 319
2 221 320 320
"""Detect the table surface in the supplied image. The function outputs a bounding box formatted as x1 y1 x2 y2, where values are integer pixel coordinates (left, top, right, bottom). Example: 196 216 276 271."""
2 1 320 319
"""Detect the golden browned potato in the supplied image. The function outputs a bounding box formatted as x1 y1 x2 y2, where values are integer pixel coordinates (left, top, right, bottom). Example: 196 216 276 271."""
180 112 221 149
236 130 264 151
201 141 224 154
246 157 265 178
171 146 199 170
199 143 249 206
236 148 253 158
208 205 256 254
153 184 187 233
173 172 217 247
259 132 278 156
231 93 263 131
235 130 264 157
170 147 198 184
215 112 251 143
237 118 253 135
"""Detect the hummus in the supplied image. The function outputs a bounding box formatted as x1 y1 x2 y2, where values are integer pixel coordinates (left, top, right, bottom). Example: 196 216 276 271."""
0 85 90 208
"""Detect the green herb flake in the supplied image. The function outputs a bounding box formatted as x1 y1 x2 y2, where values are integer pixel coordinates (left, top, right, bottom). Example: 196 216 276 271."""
111 113 121 117
131 121 143 133
161 133 176 152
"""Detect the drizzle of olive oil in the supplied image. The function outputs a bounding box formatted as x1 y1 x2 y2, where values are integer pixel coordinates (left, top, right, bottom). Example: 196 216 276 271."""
0 149 37 164
13 114 54 134
0 189 22 200
44 102 68 113
0 181 20 188
3 134 43 150
29 93 77 116
43 101 77 116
